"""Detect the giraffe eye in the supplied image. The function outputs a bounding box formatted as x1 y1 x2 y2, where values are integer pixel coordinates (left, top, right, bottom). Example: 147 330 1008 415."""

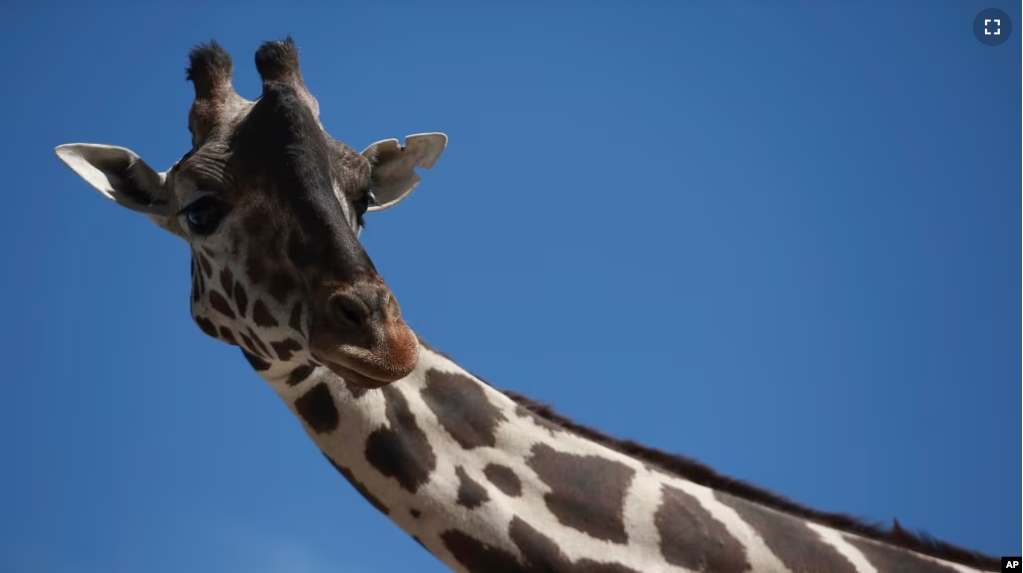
183 196 229 236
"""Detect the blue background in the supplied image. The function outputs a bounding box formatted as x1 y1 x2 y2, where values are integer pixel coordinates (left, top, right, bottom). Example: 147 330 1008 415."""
1 2 1018 571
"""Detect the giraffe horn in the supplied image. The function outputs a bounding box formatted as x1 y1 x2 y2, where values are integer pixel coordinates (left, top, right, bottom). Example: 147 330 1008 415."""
186 40 236 101
185 40 240 146
254 36 320 121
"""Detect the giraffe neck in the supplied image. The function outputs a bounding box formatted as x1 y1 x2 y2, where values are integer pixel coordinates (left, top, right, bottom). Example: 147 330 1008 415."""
247 338 997 573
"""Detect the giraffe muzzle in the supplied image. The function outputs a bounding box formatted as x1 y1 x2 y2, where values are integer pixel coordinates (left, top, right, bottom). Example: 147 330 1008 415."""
308 281 420 388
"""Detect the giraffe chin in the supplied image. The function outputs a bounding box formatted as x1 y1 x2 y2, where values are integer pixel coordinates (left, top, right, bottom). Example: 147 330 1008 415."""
325 362 397 390
313 344 419 389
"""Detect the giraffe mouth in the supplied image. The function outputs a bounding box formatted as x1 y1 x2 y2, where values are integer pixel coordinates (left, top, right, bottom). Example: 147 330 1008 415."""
310 328 420 389
319 358 402 390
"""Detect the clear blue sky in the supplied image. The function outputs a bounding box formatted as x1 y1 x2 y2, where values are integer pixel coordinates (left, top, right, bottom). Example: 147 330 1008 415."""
1 2 1018 572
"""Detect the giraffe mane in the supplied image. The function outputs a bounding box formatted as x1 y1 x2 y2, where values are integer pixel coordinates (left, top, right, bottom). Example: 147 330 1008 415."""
413 338 999 571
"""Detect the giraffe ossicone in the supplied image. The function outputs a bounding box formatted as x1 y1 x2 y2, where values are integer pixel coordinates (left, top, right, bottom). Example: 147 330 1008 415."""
54 37 1000 573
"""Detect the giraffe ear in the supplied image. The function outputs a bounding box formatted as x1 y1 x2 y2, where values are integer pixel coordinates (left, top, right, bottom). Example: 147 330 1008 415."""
361 133 447 212
54 143 172 217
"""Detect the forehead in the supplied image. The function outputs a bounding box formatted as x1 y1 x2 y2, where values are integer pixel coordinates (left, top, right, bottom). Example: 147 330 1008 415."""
174 90 372 202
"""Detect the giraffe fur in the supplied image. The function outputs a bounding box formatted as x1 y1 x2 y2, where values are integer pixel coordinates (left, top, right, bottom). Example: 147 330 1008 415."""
53 37 1001 573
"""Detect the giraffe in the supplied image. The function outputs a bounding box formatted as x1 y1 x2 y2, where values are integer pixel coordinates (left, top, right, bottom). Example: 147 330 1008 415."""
53 38 1000 573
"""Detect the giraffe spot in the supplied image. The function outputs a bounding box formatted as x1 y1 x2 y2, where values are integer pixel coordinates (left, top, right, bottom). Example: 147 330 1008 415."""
294 382 339 434
526 444 634 544
442 529 520 573
218 327 237 345
195 262 206 295
252 299 278 327
483 464 522 497
322 454 388 515
409 508 421 519
241 348 271 371
420 369 505 450
233 282 249 318
268 272 295 303
238 331 259 357
441 517 641 573
208 290 236 319
191 274 200 303
654 485 751 572
716 491 856 573
197 252 213 278
286 364 314 386
245 327 271 357
364 386 437 493
271 338 302 362
455 466 489 509
844 534 962 573
219 266 234 294
289 301 303 332
194 316 218 338
509 517 641 573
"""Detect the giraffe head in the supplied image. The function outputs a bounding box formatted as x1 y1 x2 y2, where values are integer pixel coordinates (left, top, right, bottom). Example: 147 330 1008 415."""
54 38 446 388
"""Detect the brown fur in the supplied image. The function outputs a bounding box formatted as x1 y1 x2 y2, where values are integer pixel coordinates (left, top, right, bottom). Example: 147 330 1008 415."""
415 335 999 571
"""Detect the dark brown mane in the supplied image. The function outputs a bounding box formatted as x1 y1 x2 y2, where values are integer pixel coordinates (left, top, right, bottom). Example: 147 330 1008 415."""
414 336 999 571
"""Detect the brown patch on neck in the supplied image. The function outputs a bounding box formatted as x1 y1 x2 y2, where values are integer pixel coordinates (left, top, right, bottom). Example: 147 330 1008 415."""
415 334 1000 572
455 466 490 509
363 386 437 493
527 444 633 544
441 516 641 573
294 382 339 434
420 369 505 450
655 484 751 572
483 464 522 497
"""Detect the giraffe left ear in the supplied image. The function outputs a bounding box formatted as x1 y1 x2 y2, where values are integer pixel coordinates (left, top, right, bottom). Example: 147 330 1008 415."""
361 133 447 212
54 143 172 217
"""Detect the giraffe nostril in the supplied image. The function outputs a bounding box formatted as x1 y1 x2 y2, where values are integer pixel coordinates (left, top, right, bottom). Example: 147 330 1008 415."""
330 296 364 327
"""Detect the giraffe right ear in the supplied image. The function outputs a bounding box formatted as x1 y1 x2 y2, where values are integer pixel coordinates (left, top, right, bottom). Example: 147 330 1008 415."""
361 133 447 212
54 144 172 217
